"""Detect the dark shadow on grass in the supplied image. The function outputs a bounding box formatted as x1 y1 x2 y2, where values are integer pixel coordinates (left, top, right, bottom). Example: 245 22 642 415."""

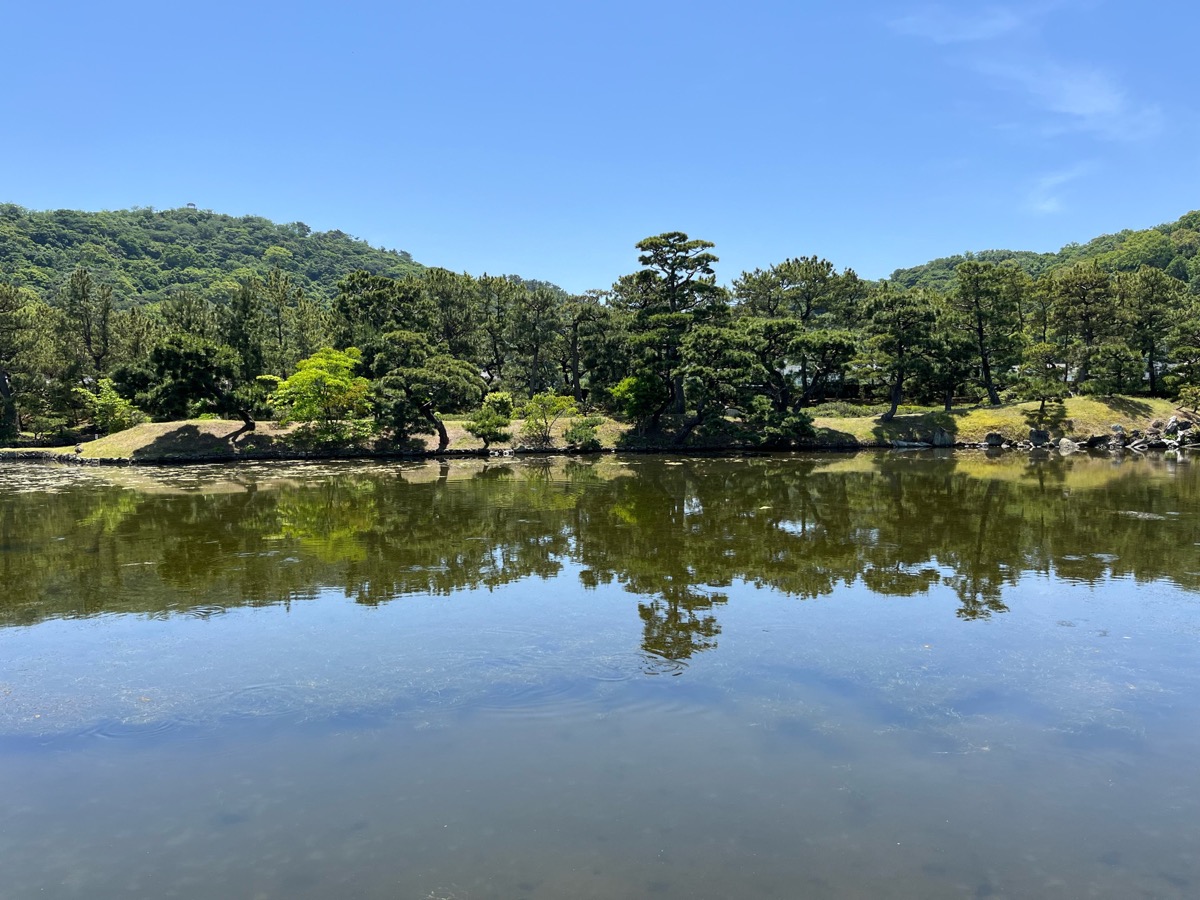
869 410 958 445
806 427 864 448
1021 399 1069 435
130 422 342 460
1101 396 1153 419
131 425 237 461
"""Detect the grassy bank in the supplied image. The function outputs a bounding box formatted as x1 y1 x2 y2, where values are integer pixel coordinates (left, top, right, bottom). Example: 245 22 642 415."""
809 396 1180 446
0 396 1185 463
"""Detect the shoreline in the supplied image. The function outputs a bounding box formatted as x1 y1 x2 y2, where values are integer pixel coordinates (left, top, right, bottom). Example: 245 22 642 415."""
3 438 1196 467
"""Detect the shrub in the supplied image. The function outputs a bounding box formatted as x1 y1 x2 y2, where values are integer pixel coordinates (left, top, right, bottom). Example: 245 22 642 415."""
519 392 577 448
464 392 514 450
563 414 604 451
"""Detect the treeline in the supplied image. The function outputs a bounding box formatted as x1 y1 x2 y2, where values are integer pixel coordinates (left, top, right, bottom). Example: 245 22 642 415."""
0 205 422 303
892 209 1200 293
3 225 1200 447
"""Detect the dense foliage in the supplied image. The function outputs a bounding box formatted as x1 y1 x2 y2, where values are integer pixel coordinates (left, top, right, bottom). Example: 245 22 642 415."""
892 210 1200 293
0 204 422 305
3 205 1200 448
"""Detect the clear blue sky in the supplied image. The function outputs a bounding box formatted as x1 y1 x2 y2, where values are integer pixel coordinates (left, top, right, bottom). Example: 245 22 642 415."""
2 1 1196 292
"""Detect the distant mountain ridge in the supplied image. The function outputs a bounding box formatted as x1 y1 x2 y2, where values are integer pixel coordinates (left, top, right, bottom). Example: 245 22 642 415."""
890 209 1200 292
0 204 424 306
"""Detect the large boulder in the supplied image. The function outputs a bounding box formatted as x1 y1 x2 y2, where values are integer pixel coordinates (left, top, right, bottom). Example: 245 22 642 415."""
1057 437 1079 453
984 432 1005 447
1028 428 1051 447
931 427 955 447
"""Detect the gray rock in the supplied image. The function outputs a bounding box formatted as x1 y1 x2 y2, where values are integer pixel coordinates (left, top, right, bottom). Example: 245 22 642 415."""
1029 428 1051 447
984 432 1005 447
1165 416 1179 435
1057 437 1078 453
931 427 955 447
1178 419 1194 432
1111 423 1125 434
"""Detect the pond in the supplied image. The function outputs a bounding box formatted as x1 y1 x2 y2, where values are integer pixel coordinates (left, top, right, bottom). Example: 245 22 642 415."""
1 453 1198 899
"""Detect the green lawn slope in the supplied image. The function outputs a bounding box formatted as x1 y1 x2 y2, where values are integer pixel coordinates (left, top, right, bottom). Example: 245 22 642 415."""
810 396 1181 446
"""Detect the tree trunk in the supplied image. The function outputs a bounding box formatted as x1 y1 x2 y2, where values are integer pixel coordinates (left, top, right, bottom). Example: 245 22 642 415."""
880 375 903 423
980 353 1000 405
570 326 582 401
0 370 16 439
672 412 703 446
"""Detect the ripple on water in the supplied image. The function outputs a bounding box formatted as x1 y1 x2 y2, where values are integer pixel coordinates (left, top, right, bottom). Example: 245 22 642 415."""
640 651 689 676
206 683 309 721
86 717 189 741
180 604 228 619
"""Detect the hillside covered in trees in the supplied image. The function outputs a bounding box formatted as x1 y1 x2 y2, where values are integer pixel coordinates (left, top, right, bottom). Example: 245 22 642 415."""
892 210 1200 293
0 205 423 305
3 204 1200 451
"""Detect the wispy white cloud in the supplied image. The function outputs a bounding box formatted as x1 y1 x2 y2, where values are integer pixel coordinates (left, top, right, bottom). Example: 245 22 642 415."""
891 2 1161 144
890 5 1031 44
1025 162 1095 214
975 59 1163 141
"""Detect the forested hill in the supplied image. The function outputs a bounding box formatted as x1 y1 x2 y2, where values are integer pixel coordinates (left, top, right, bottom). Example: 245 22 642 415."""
0 205 424 306
891 209 1200 292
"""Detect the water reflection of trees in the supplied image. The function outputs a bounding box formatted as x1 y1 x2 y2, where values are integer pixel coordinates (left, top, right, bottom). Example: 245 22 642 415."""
3 455 1200 662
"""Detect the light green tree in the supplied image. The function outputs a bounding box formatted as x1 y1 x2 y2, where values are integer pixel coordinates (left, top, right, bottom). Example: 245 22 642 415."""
519 391 577 448
269 347 371 428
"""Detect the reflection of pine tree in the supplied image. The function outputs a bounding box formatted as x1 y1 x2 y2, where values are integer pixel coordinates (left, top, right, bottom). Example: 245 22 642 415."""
638 589 726 661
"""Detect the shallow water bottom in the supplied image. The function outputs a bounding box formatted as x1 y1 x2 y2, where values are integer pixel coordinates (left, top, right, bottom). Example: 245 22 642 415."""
4 704 1197 900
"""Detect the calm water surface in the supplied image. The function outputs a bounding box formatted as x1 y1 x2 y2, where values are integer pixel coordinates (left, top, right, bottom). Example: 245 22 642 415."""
1 453 1199 899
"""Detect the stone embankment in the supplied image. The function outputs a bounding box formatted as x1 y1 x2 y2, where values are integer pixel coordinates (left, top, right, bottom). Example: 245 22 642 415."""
890 415 1200 453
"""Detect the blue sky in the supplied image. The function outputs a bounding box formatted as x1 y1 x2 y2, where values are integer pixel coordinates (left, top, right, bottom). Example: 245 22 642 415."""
2 1 1196 292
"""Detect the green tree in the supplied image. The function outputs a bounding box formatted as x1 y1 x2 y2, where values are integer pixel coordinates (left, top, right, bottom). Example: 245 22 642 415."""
1048 262 1116 388
130 335 254 425
464 391 514 450
269 347 371 427
221 278 268 382
1116 266 1182 395
0 283 33 438
59 266 116 376
518 391 577 448
476 275 520 388
947 261 1024 404
859 283 936 422
423 268 482 362
614 233 728 418
510 283 566 396
1011 341 1069 418
73 378 146 434
365 330 483 451
333 272 433 348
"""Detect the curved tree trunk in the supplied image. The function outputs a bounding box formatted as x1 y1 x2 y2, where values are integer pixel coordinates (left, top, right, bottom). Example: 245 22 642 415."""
880 375 903 423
